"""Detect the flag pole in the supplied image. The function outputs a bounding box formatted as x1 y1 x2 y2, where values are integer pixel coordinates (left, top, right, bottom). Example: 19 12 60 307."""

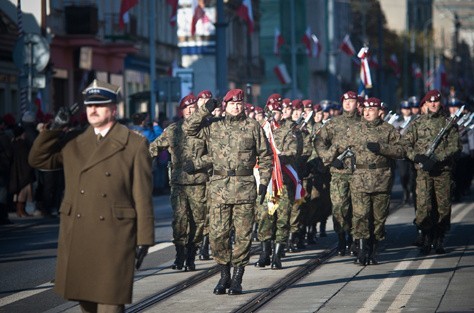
289 0 297 99
149 0 156 122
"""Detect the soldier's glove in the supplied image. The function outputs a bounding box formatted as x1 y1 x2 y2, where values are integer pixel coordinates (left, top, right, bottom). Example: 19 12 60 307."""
204 98 218 113
330 159 344 169
182 160 196 174
50 107 71 130
258 184 267 205
420 157 437 172
135 245 150 270
414 154 429 164
366 142 381 154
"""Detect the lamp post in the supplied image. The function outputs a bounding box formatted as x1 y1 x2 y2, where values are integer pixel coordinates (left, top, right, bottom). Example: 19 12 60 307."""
423 18 433 92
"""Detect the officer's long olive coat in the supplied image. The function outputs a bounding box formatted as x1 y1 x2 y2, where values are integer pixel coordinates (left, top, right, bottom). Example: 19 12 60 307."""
28 124 155 305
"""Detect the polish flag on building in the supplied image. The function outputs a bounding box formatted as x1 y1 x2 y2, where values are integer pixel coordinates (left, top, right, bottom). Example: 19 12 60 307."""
119 0 139 29
274 27 284 56
167 0 178 26
274 63 292 85
339 34 356 56
388 54 401 77
412 63 422 79
358 47 372 88
191 0 209 36
236 0 254 34
301 27 321 58
434 62 448 90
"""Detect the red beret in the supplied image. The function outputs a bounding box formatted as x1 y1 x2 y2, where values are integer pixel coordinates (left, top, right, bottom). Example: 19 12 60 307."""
223 89 244 102
363 97 382 108
313 104 322 112
179 94 198 110
282 98 292 108
266 93 282 106
302 99 313 108
340 91 358 103
197 90 212 99
292 99 303 110
254 106 264 114
245 103 255 111
420 89 441 106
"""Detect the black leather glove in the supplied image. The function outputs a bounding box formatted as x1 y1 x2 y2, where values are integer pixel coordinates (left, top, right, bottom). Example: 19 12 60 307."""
204 98 218 113
414 154 429 164
331 159 344 169
258 184 267 205
367 142 381 154
135 245 150 270
182 160 196 174
50 107 71 130
420 157 437 172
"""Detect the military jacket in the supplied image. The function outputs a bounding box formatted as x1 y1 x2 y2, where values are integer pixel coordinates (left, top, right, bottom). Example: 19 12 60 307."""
149 119 209 185
271 118 301 183
183 106 273 204
315 111 360 174
343 118 405 193
402 111 461 170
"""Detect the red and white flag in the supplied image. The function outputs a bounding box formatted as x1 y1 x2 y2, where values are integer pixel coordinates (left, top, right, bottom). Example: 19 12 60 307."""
358 47 372 88
388 54 401 77
236 0 254 34
274 63 292 85
119 0 139 29
273 27 285 56
434 62 448 89
191 0 210 36
339 34 355 56
369 55 379 69
167 0 178 26
412 63 422 79
301 27 321 58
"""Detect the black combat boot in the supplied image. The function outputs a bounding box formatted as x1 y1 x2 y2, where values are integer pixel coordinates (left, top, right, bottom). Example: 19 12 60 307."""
213 263 231 295
296 230 306 250
287 233 298 253
368 239 379 265
413 229 424 247
199 235 210 260
255 240 271 267
319 221 327 237
185 243 197 271
252 222 259 241
347 234 356 256
171 245 186 270
306 225 316 244
357 238 369 266
337 232 346 256
271 243 284 269
434 230 446 254
420 230 433 255
228 266 245 295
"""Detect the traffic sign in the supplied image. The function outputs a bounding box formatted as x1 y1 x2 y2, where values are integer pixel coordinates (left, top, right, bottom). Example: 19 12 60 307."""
12 33 50 72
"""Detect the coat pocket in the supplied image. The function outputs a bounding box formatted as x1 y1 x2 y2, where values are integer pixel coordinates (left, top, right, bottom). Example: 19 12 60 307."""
58 202 72 216
112 206 137 219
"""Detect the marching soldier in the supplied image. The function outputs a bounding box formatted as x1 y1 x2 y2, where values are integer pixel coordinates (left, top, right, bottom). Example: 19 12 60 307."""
315 91 360 256
150 94 209 271
183 89 272 295
339 97 405 265
409 96 421 117
401 90 461 255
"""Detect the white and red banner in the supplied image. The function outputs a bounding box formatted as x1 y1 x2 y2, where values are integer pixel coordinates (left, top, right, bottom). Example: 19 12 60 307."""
191 0 210 36
167 0 178 26
388 54 401 77
339 34 356 56
434 62 448 90
358 47 372 88
412 63 422 79
119 0 139 29
236 0 254 34
274 63 292 85
302 27 321 58
281 164 306 203
273 27 284 56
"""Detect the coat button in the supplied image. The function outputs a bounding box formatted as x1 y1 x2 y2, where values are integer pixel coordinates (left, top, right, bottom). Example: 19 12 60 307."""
80 190 85 194
105 172 111 176
99 216 105 220
101 193 107 198
76 213 81 218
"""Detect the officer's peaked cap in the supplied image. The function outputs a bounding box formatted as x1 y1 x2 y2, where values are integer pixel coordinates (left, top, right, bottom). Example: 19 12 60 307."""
83 79 120 105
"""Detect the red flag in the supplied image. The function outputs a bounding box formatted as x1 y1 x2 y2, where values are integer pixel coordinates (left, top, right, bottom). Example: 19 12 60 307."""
388 54 401 77
274 63 292 85
339 34 355 56
191 0 209 36
236 0 254 34
273 27 284 56
119 0 139 29
301 27 321 58
167 0 178 26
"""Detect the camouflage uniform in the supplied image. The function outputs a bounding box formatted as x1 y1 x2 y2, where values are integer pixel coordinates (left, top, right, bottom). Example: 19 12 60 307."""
183 105 272 267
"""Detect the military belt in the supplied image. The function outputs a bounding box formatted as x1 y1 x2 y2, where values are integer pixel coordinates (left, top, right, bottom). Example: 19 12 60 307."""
355 161 390 169
213 169 253 176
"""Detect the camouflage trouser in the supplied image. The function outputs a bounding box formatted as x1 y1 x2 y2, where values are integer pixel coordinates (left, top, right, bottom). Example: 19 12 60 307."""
209 202 254 267
301 173 332 226
202 182 211 236
170 184 206 246
289 200 302 234
351 191 390 241
330 173 353 234
415 170 452 233
257 185 292 243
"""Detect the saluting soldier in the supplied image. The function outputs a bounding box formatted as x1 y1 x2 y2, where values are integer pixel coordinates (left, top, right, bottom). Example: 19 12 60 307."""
315 91 360 256
401 90 461 255
150 94 209 271
29 80 155 312
340 97 405 265
183 89 272 295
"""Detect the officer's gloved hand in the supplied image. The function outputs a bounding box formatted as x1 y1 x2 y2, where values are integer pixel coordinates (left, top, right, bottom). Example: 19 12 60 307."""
414 154 429 164
366 142 381 154
331 159 344 169
258 184 267 205
50 107 71 130
204 98 218 113
182 160 196 174
135 245 150 270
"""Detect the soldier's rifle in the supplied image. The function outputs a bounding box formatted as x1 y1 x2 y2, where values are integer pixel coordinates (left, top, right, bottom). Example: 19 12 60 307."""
383 111 395 122
335 146 355 171
387 113 399 125
291 111 314 132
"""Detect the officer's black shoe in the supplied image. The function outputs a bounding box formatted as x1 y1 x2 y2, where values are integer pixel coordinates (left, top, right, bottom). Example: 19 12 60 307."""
337 232 346 256
357 239 369 266
271 243 284 269
185 243 197 271
199 235 210 260
228 266 245 295
255 240 271 267
306 225 317 244
214 264 231 295
287 233 298 253
172 245 186 270
319 221 327 237
368 239 379 265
